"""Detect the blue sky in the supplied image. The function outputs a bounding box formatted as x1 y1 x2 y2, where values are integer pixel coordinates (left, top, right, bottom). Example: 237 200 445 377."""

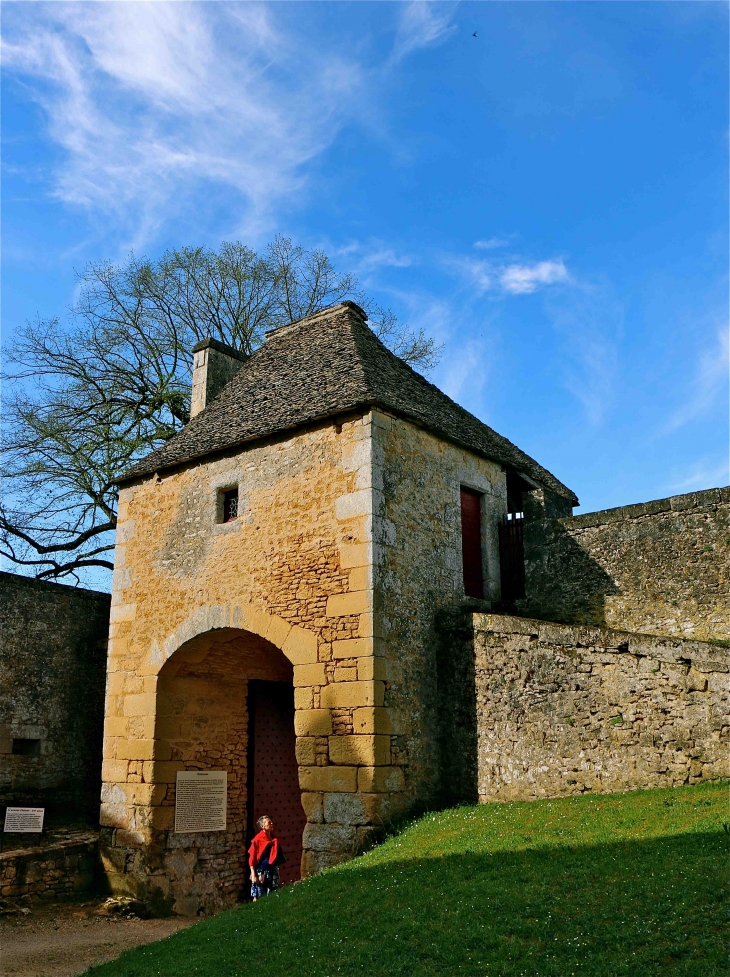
2 0 728 514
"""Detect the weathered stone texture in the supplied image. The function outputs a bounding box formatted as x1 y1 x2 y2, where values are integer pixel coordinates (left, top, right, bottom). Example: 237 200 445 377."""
0 831 97 902
102 415 407 912
0 572 110 817
104 368 727 914
373 413 506 804
472 613 729 802
190 338 247 419
518 486 730 641
434 608 479 806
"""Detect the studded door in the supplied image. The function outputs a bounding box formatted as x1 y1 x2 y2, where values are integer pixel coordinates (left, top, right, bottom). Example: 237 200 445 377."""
247 681 305 886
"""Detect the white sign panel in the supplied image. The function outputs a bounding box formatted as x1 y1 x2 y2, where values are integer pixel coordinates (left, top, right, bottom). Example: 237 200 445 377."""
174 771 227 833
4 807 45 833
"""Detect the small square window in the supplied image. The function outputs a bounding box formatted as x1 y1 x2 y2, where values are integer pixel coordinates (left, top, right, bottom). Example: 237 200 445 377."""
222 488 239 523
12 738 41 757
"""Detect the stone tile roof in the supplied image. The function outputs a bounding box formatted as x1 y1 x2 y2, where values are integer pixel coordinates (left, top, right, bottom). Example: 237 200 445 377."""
120 302 578 503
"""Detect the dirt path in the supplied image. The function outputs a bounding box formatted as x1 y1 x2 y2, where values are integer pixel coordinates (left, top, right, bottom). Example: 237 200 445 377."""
0 897 196 977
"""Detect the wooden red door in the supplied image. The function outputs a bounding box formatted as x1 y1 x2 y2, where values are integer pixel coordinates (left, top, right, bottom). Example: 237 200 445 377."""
460 487 484 599
247 681 306 886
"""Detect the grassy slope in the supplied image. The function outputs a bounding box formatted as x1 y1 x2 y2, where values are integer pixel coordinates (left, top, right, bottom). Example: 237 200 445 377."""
87 782 728 977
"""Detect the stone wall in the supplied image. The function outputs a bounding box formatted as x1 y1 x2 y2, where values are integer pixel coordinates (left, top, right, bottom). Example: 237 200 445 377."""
373 413 506 805
434 608 479 806
0 572 110 818
517 486 730 641
471 613 729 802
0 832 98 902
103 414 409 913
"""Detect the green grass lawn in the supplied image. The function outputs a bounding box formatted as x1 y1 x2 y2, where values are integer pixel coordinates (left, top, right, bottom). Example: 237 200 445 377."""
87 782 728 977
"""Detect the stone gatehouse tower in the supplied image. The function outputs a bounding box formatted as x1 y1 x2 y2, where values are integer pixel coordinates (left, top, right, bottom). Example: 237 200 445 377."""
100 301 577 914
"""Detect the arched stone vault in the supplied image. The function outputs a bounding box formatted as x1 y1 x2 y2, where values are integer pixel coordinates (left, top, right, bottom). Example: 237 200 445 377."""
100 592 400 915
148 617 294 914
150 603 320 677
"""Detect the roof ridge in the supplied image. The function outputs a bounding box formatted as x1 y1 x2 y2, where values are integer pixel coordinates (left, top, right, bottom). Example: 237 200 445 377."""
264 300 366 341
350 315 455 404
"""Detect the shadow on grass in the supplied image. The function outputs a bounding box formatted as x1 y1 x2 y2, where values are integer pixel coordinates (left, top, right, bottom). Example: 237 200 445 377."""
86 829 726 977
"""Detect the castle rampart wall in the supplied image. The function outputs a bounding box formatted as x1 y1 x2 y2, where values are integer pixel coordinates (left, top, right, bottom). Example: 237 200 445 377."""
0 572 110 819
471 613 729 802
517 486 730 641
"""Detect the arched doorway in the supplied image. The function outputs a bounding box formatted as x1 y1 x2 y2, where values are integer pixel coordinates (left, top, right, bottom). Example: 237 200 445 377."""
155 626 306 913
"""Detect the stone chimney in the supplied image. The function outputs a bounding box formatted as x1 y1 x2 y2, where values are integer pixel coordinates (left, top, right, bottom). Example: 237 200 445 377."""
190 338 248 419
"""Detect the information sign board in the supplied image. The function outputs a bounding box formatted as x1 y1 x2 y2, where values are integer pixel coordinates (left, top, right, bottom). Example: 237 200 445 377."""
174 771 227 833
4 807 45 833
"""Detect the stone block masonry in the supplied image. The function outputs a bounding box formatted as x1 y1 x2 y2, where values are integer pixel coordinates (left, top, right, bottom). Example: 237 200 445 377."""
472 613 729 802
372 412 507 808
102 414 410 913
0 572 111 818
0 831 98 902
518 486 730 642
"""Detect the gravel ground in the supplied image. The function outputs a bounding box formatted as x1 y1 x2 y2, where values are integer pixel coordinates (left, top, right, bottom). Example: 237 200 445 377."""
0 896 196 977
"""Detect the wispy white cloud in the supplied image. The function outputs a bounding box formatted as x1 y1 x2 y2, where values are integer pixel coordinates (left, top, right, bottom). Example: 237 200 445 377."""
438 338 489 408
666 458 729 494
1 2 367 245
379 284 495 415
663 327 728 434
389 1 458 65
446 254 570 297
360 247 413 272
545 281 623 426
474 237 508 250
449 257 494 295
336 241 414 274
392 292 455 347
395 245 618 426
500 259 569 294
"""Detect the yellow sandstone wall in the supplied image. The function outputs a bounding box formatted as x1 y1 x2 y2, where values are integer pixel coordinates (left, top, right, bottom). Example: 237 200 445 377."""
101 407 512 913
101 414 399 913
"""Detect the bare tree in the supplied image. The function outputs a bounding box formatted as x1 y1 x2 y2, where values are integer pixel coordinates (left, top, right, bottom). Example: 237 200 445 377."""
1 238 440 583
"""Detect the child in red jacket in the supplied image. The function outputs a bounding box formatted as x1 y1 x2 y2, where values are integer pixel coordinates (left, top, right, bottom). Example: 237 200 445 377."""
248 815 285 900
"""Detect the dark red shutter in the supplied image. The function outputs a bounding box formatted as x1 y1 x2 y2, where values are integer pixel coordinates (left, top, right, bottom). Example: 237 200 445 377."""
460 488 484 599
498 516 526 601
